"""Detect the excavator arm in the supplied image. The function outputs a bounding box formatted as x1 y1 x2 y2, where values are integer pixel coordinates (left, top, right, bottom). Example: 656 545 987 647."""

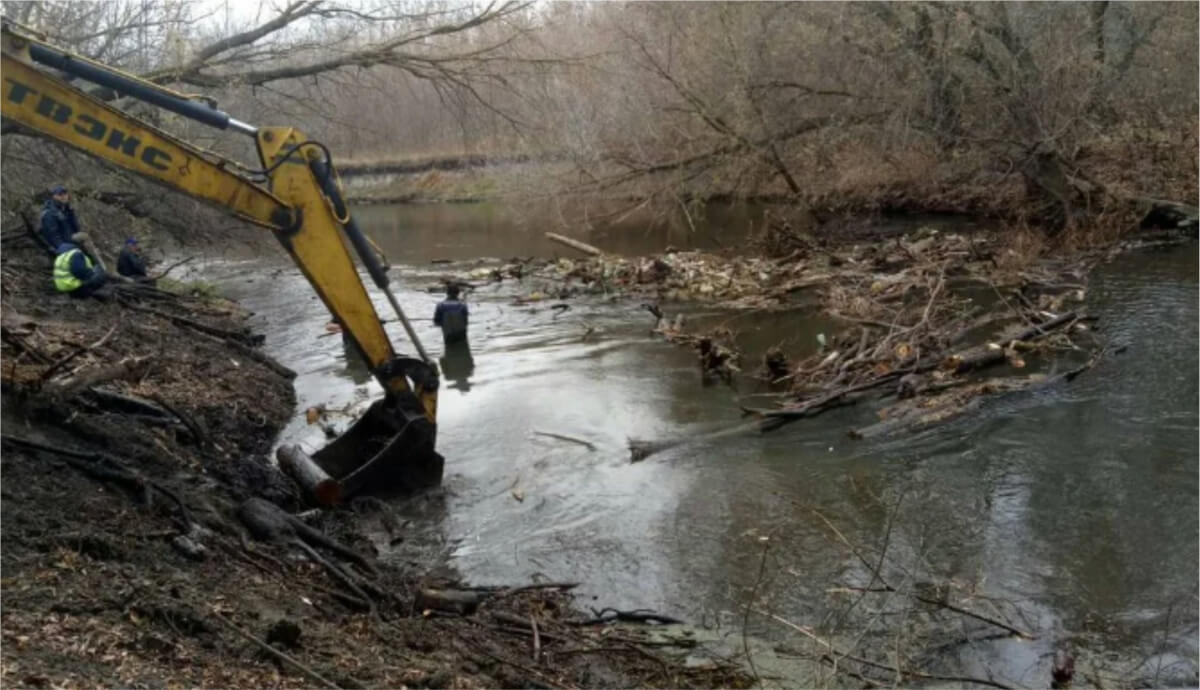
1 22 442 496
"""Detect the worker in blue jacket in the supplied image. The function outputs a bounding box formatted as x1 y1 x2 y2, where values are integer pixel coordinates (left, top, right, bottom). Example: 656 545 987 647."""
39 184 81 250
117 237 151 281
433 284 469 344
53 241 109 298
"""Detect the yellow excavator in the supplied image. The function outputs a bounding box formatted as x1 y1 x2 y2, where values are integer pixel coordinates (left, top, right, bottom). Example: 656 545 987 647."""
1 21 442 501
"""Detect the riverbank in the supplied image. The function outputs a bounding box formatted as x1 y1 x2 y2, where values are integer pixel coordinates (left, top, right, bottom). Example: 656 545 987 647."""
0 229 751 688
2 197 1194 688
338 139 1199 234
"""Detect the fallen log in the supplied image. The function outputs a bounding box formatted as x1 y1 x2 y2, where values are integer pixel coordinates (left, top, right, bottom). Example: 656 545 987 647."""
629 419 764 462
277 444 342 507
850 397 985 440
416 588 486 615
237 498 377 578
545 232 604 257
759 372 903 423
117 300 260 346
851 352 1105 439
37 324 118 384
134 308 295 379
44 356 150 399
945 312 1077 374
75 233 111 274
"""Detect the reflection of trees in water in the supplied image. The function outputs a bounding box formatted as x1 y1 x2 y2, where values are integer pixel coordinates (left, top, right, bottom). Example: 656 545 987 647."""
354 201 768 264
655 434 1047 685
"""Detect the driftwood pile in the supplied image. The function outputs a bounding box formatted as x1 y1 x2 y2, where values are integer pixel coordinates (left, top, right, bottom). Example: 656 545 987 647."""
740 234 1106 435
458 233 787 304
628 228 1115 457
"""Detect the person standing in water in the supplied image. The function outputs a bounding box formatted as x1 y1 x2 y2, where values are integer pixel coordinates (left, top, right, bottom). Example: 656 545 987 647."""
433 284 469 344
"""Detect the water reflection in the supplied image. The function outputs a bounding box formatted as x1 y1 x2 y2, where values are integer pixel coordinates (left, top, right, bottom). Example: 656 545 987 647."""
439 341 475 393
351 200 767 263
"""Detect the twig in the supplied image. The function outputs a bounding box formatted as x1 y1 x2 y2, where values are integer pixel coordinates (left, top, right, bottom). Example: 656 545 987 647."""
755 608 1014 689
149 256 195 281
443 624 577 690
44 356 150 399
149 393 210 448
1 328 53 364
293 540 376 619
809 508 1033 639
85 388 171 418
485 582 580 601
987 279 1034 326
210 610 343 690
575 607 684 626
743 537 770 689
1152 603 1172 688
38 323 118 384
532 430 596 451
530 614 541 663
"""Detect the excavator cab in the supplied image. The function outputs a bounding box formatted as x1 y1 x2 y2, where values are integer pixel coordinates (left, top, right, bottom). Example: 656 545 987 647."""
0 21 442 503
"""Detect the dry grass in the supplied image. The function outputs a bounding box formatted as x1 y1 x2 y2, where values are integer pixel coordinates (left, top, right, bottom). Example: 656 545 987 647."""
992 223 1049 272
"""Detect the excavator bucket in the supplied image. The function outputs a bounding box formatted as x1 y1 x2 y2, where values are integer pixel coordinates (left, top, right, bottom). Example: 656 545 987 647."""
312 398 443 501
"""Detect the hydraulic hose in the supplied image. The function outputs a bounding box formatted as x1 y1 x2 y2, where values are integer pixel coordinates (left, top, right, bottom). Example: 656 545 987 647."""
27 43 256 136
310 156 431 364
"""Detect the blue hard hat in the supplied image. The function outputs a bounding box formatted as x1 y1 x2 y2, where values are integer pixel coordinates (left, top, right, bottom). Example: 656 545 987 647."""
49 184 68 195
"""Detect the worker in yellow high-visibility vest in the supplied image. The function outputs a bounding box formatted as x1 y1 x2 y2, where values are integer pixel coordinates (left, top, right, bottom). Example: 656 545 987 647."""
53 240 109 298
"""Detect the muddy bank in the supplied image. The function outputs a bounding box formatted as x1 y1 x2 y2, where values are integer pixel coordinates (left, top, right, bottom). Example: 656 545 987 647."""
0 229 750 688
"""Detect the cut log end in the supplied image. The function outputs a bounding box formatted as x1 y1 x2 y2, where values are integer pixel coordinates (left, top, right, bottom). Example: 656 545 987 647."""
312 480 343 507
277 444 343 507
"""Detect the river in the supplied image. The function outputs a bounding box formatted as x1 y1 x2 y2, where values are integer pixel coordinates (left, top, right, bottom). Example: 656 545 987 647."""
201 203 1198 687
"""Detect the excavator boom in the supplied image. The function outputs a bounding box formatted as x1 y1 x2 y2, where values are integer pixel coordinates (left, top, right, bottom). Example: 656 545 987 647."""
1 22 442 500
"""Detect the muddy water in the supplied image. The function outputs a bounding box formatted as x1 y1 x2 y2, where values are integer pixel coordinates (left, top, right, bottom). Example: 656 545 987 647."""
204 210 1197 686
